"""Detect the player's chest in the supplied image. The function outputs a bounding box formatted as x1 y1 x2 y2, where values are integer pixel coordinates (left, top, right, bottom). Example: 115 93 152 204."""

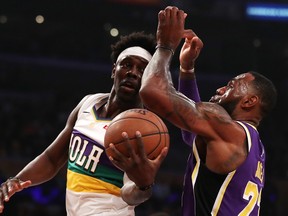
74 110 110 146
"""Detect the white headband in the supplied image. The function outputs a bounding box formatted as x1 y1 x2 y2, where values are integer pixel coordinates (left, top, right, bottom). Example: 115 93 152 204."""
116 46 152 63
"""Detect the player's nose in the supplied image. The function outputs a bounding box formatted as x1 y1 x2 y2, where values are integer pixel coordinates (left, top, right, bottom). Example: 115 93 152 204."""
126 68 141 79
216 86 226 95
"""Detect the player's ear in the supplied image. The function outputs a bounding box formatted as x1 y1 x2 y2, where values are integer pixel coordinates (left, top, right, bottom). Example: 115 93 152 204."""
242 95 259 108
111 63 116 78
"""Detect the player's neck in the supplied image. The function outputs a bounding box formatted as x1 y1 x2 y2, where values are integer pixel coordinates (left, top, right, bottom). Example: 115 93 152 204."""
240 119 259 128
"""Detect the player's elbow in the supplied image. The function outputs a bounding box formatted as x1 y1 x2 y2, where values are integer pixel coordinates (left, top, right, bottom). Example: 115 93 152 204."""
140 83 174 117
139 86 158 110
139 85 149 103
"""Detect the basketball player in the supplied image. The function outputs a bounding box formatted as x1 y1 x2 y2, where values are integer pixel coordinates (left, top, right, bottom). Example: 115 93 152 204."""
139 6 277 216
0 32 169 215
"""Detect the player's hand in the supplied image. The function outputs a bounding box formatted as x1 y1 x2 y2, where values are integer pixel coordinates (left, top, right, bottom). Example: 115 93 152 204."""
0 177 31 213
180 34 204 70
156 6 188 52
108 131 168 188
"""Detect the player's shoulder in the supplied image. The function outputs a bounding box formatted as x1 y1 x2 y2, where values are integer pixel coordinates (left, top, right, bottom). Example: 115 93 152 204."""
78 93 109 111
82 93 109 103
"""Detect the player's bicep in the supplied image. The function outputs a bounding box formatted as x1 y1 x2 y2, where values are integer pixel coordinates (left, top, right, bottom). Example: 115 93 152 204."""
44 101 82 167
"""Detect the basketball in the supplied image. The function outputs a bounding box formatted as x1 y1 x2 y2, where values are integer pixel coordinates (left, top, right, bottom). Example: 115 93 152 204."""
104 108 169 160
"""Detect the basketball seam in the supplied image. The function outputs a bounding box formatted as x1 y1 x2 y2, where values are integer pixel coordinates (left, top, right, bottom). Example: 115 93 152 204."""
110 117 167 131
104 109 169 160
109 132 168 146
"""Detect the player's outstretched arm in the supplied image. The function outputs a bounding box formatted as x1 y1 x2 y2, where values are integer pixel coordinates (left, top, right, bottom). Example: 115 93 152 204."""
0 177 32 213
178 30 203 145
0 97 84 214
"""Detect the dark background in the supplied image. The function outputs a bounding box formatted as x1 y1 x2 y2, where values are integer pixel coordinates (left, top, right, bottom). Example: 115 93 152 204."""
0 0 287 215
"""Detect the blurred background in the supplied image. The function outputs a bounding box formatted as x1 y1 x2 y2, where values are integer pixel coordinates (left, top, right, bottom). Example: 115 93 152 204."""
0 0 287 215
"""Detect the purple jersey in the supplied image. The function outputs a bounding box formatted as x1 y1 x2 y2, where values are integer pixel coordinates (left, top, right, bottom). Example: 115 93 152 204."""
182 121 265 216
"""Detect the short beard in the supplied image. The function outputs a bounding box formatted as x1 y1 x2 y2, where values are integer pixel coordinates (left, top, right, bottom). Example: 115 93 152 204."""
220 98 240 116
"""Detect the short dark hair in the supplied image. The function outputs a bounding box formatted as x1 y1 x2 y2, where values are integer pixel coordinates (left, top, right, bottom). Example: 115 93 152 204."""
249 71 277 117
110 31 156 63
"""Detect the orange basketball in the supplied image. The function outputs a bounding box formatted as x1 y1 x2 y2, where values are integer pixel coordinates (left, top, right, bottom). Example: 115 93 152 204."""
104 108 169 160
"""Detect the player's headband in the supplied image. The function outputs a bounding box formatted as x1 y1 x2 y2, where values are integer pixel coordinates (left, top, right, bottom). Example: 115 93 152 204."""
116 46 152 63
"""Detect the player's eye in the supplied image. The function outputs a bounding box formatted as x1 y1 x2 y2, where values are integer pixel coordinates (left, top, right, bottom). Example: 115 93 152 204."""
226 81 234 89
138 66 145 74
121 62 131 68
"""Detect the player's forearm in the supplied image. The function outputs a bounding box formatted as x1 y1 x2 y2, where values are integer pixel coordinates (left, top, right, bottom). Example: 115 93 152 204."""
140 47 174 113
178 72 200 103
121 181 153 206
142 46 173 86
178 71 200 145
16 152 64 186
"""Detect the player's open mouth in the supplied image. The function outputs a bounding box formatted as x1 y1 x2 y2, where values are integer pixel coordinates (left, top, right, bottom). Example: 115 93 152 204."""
121 85 135 92
209 95 219 103
120 80 137 91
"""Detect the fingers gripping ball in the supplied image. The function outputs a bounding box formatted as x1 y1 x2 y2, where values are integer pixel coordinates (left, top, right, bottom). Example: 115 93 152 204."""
104 109 170 160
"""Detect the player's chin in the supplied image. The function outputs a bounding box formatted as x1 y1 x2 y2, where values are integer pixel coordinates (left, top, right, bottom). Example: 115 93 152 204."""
118 89 139 101
119 86 139 95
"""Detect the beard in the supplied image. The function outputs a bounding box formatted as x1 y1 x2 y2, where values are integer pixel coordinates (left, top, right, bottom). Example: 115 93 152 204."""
219 97 241 116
